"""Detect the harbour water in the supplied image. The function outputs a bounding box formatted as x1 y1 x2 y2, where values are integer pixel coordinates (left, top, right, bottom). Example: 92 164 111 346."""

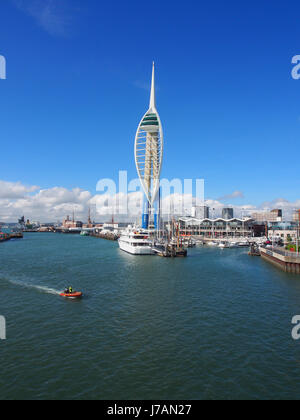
1 233 300 400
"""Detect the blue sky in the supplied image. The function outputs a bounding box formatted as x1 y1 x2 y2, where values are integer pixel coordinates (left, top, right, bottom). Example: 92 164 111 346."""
0 0 300 220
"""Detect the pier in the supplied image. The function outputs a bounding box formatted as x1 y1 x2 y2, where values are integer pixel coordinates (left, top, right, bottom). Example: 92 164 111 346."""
90 228 119 241
152 243 188 258
9 231 24 239
260 247 300 274
0 231 23 242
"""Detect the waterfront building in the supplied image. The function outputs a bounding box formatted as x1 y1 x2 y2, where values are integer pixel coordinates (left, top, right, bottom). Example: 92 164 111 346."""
293 210 300 223
251 209 283 222
178 217 255 238
252 222 268 238
222 208 234 220
102 222 129 233
135 63 163 229
191 205 210 219
267 222 298 244
62 215 83 229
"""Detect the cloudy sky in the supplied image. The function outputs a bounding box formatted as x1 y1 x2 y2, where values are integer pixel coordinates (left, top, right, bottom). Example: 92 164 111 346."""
1 0 300 222
0 179 299 223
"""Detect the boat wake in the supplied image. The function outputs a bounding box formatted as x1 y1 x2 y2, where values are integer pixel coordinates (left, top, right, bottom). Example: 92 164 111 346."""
1 277 61 295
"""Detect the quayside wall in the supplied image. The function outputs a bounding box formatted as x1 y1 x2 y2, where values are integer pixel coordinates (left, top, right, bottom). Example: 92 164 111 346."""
260 247 300 274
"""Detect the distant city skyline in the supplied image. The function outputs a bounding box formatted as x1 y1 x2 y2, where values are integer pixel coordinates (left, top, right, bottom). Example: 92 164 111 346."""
1 0 300 221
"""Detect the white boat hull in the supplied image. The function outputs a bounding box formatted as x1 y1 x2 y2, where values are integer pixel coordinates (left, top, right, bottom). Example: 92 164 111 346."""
118 239 155 255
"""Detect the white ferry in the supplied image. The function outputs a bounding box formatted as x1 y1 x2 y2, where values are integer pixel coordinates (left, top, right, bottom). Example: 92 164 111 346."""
118 227 155 255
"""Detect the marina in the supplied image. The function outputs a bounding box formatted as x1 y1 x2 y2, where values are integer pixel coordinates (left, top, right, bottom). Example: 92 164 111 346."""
1 232 300 400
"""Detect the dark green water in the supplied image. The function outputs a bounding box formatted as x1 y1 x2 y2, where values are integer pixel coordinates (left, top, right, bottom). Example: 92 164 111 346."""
1 233 300 400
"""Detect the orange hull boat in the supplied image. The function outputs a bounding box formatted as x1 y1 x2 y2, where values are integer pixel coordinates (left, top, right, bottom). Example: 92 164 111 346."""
60 291 83 299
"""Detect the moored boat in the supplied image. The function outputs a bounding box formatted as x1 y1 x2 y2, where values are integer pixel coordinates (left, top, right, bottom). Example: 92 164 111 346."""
218 241 230 248
207 241 218 247
118 226 155 255
0 232 10 242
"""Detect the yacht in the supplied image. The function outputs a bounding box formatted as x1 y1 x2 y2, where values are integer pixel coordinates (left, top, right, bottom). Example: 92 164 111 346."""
218 241 230 248
207 241 218 247
228 241 239 248
118 227 155 255
237 240 250 247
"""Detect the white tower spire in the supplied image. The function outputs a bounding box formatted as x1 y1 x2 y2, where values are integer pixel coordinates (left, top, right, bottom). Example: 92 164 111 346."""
135 63 164 208
149 61 156 111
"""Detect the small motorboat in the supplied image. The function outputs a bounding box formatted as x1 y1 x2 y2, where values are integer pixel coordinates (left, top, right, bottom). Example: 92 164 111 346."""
60 289 83 299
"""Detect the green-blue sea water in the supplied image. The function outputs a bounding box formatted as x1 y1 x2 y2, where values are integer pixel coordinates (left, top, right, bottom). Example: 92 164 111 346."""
1 233 300 400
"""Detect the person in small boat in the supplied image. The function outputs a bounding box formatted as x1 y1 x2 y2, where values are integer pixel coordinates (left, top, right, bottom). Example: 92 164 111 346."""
64 287 74 294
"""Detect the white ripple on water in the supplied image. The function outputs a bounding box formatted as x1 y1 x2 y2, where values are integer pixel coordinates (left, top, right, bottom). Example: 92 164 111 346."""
0 276 61 296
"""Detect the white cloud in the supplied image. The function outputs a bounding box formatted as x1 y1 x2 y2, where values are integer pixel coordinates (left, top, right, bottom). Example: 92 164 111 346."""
258 198 300 218
0 180 299 223
217 191 244 201
90 191 143 218
133 80 150 91
133 80 160 92
11 0 74 37
0 181 92 222
0 180 39 199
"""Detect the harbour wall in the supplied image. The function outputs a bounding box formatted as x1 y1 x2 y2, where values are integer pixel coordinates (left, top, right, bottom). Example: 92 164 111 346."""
260 247 300 274
90 232 119 241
